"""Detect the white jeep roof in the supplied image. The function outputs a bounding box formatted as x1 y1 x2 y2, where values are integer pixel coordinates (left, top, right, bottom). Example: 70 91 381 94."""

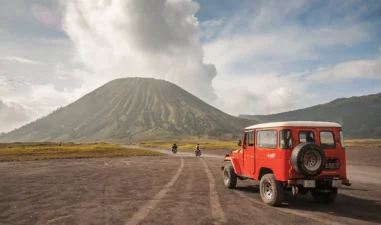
245 121 342 130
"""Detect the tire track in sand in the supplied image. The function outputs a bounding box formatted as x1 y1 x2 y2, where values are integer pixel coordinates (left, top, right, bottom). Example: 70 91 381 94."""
125 157 184 225
233 190 343 225
200 158 227 225
102 176 110 225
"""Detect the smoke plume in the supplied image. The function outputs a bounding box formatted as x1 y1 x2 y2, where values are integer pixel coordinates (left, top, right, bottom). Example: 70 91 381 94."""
61 0 217 102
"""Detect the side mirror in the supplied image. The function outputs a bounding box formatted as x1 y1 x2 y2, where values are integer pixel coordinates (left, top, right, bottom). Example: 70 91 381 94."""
237 140 242 146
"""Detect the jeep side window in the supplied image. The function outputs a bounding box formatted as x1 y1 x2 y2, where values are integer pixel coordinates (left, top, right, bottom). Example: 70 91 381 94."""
257 130 277 148
299 131 315 143
320 131 335 148
280 130 293 148
248 132 254 146
245 132 254 146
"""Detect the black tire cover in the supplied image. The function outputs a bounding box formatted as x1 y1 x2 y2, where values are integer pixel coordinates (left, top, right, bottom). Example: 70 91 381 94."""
291 142 326 177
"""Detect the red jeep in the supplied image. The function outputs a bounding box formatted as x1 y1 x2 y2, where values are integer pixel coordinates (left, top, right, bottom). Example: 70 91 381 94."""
222 121 351 206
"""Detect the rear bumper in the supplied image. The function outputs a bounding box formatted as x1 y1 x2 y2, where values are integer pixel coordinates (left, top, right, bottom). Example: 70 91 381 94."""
341 178 352 186
288 178 351 188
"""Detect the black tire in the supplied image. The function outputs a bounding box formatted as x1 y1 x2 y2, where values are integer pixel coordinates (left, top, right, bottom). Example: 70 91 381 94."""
259 174 284 206
223 164 237 189
310 188 338 204
291 142 326 177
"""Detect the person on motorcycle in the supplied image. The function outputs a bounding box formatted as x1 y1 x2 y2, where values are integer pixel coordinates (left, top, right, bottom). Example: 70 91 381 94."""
194 144 201 155
171 143 178 154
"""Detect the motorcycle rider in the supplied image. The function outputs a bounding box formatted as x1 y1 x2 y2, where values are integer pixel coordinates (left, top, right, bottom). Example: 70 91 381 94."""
172 143 177 152
194 144 201 155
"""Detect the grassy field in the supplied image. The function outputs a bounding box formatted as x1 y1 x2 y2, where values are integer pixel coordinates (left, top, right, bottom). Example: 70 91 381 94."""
137 138 381 150
1 138 379 162
344 139 381 148
0 142 163 162
138 139 239 150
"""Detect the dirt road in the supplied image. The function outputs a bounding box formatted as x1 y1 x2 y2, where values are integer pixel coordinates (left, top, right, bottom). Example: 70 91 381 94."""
0 147 380 225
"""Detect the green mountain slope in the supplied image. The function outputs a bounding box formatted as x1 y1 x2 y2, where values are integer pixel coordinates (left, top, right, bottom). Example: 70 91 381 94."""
239 92 381 139
0 78 254 142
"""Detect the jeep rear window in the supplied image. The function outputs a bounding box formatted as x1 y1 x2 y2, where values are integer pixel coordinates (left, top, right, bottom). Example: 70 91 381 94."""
320 131 336 148
280 130 293 148
299 131 315 144
257 130 277 148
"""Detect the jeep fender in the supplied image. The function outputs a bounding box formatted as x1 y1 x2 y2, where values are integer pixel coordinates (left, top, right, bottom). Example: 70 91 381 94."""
258 167 275 180
222 157 243 175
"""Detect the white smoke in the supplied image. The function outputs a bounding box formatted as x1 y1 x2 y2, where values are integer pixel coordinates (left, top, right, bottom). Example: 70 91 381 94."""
60 0 217 102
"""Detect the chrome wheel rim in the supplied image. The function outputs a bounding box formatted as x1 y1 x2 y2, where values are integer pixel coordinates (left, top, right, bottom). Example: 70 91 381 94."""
224 169 230 185
262 181 273 199
303 150 322 171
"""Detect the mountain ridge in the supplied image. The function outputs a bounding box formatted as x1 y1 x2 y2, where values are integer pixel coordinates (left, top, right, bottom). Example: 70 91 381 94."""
239 92 381 139
0 77 255 142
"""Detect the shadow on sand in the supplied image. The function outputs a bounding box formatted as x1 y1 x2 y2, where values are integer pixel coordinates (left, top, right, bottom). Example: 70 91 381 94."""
235 185 381 224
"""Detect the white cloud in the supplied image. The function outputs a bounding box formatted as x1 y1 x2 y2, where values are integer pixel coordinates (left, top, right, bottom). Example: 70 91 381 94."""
199 18 225 41
0 56 43 65
306 56 381 81
212 72 316 115
60 0 218 103
204 25 371 75
204 0 377 116
1 0 381 133
0 100 40 133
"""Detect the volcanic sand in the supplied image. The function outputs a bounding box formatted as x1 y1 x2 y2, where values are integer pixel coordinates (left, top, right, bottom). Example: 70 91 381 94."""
0 147 380 225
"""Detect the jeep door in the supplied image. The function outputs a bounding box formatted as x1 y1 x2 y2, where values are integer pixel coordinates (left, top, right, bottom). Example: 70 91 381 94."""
243 130 255 176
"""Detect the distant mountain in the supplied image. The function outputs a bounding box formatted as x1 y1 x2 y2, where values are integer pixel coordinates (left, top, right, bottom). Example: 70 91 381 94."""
239 92 381 139
0 78 254 142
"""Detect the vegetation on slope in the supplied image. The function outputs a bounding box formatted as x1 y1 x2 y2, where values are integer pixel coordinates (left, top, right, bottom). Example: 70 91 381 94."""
239 92 381 139
0 78 254 143
0 142 163 162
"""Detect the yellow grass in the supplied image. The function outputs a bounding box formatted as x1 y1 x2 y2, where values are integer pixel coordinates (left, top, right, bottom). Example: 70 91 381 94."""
138 139 238 150
344 139 381 148
0 142 163 162
138 138 381 150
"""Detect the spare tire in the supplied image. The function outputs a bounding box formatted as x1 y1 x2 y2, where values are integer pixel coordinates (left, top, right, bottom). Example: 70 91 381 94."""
291 142 326 177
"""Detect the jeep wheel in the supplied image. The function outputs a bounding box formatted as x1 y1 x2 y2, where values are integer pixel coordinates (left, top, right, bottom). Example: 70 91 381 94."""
223 164 237 189
310 188 338 204
291 142 326 177
259 174 284 206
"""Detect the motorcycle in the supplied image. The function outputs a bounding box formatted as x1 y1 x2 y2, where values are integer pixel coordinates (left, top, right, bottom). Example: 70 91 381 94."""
172 147 177 154
195 149 201 157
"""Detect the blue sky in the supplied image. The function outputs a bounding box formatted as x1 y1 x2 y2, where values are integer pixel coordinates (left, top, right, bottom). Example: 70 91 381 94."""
196 0 381 113
0 0 381 132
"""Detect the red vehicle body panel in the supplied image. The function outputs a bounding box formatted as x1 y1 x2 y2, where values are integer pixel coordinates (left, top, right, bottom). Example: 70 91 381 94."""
225 125 348 183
